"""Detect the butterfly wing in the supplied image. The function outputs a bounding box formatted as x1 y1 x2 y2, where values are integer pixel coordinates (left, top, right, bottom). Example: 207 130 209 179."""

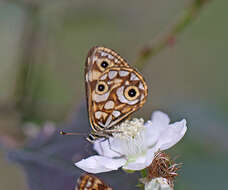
89 66 148 131
75 173 113 190
85 46 130 132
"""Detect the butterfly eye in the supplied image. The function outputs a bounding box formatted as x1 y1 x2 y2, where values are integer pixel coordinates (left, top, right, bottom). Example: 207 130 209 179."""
95 81 109 95
124 86 140 100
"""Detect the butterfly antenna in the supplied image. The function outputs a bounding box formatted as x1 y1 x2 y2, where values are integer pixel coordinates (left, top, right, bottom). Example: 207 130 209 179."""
60 130 87 136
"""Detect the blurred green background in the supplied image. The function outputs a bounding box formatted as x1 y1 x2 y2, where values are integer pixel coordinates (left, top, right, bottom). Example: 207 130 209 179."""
0 0 227 189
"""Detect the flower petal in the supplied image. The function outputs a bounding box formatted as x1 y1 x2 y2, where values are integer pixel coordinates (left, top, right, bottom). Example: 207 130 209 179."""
93 138 120 158
122 146 155 171
151 111 170 127
144 125 159 148
123 155 147 170
145 147 156 167
144 111 171 147
157 119 187 150
75 155 126 174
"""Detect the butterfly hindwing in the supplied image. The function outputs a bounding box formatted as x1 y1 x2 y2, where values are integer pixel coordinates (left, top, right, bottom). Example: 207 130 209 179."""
90 67 147 131
75 173 112 190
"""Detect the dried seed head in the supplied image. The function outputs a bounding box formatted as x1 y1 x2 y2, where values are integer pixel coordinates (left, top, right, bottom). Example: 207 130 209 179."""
147 151 182 188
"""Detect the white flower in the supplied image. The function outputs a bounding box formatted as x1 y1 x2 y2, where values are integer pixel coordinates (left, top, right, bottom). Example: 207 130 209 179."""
145 177 173 190
75 111 187 173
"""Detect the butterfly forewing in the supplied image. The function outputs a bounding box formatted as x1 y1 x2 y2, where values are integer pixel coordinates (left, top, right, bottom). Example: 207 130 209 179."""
85 46 148 138
75 173 113 190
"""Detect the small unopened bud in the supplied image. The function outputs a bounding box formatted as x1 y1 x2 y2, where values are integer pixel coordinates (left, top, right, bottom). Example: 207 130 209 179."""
145 177 172 190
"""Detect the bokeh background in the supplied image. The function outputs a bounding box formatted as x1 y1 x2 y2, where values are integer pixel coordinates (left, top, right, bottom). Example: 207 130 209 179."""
0 0 227 190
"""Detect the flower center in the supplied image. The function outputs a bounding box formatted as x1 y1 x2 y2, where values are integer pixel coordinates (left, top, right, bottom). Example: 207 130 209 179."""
113 118 147 156
113 118 145 139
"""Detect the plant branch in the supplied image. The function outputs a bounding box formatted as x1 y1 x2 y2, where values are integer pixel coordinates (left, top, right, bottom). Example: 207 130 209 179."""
134 0 212 70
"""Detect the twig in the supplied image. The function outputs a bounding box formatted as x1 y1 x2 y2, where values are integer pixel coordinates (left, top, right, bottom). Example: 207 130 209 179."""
134 0 212 70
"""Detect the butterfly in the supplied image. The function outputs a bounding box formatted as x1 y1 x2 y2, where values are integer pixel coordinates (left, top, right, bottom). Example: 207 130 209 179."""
85 46 148 142
75 173 112 190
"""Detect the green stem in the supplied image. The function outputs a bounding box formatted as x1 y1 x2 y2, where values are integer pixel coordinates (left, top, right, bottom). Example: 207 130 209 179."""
138 169 147 189
140 168 147 178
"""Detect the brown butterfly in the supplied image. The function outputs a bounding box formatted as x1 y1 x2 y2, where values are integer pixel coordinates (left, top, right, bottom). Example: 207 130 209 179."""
75 173 112 190
85 46 148 142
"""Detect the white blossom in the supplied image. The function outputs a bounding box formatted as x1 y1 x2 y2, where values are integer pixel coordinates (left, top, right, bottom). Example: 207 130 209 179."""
75 111 187 173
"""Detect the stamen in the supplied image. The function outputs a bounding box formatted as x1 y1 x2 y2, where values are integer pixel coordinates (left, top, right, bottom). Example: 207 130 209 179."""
113 118 145 139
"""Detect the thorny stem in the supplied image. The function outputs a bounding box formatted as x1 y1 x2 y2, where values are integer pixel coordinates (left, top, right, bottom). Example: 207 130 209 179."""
134 0 212 71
